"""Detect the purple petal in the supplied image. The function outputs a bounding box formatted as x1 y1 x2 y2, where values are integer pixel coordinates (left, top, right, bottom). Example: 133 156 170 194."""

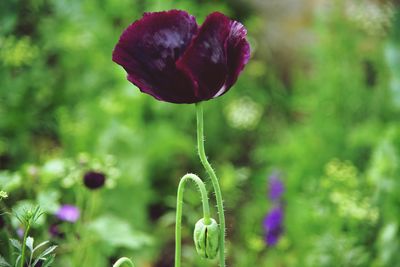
265 225 283 246
112 10 199 103
263 206 284 246
177 12 250 100
263 206 283 230
56 205 80 223
223 20 251 94
177 12 230 100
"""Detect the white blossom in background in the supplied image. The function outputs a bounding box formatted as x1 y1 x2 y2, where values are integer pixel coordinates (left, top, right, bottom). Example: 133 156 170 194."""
224 97 263 130
345 1 394 36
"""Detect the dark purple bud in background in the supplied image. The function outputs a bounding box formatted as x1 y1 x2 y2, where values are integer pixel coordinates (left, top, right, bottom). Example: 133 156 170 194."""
112 10 250 104
49 224 60 236
49 223 65 239
83 171 106 190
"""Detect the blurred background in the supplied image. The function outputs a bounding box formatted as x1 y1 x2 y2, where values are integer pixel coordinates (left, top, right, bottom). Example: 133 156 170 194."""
1 0 400 266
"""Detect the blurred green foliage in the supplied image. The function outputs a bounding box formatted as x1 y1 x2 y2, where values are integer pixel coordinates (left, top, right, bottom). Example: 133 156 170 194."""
1 0 400 266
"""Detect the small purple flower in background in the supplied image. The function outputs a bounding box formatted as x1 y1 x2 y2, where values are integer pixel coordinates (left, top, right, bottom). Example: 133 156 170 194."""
263 206 284 246
83 171 106 190
268 172 284 202
49 224 60 236
263 172 285 246
49 223 65 238
112 10 250 104
16 227 24 238
56 205 80 223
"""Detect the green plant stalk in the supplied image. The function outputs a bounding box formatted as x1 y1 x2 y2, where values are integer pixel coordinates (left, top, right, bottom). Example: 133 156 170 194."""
72 184 84 266
81 191 99 266
0 202 14 263
6 231 14 264
196 102 226 267
175 173 211 267
19 224 31 267
113 257 135 267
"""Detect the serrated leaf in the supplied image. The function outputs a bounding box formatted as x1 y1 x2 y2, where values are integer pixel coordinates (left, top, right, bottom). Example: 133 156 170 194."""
36 245 57 259
33 240 50 253
9 239 21 252
26 236 34 251
33 256 54 267
42 254 55 267
0 255 11 267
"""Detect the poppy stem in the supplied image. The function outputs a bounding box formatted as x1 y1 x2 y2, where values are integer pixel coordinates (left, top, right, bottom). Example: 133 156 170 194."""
195 102 226 267
175 173 211 267
113 257 136 267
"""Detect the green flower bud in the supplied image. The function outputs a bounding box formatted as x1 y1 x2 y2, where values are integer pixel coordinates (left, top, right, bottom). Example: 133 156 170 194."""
193 218 219 259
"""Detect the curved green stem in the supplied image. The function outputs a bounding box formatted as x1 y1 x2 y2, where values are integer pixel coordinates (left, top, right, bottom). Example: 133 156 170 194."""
175 173 211 267
19 224 31 267
113 257 135 267
196 102 226 267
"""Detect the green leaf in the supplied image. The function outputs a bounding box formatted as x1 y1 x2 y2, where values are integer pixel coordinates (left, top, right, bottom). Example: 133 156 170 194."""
14 255 21 267
26 236 34 252
36 245 57 260
34 253 56 267
0 255 11 267
42 254 55 267
9 239 21 252
33 240 50 253
87 215 152 250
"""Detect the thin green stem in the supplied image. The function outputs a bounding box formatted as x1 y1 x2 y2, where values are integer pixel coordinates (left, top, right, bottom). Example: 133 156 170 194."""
175 173 211 267
6 231 14 264
113 257 135 267
0 203 14 263
19 224 31 267
196 102 226 267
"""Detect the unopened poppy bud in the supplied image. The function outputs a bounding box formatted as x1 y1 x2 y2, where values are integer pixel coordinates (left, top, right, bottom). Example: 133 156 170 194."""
83 171 106 190
193 218 219 259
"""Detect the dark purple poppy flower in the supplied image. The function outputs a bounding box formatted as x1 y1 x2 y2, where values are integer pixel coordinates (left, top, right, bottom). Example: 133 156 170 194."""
83 171 106 190
263 206 284 246
112 10 250 104
56 205 80 223
268 172 284 201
